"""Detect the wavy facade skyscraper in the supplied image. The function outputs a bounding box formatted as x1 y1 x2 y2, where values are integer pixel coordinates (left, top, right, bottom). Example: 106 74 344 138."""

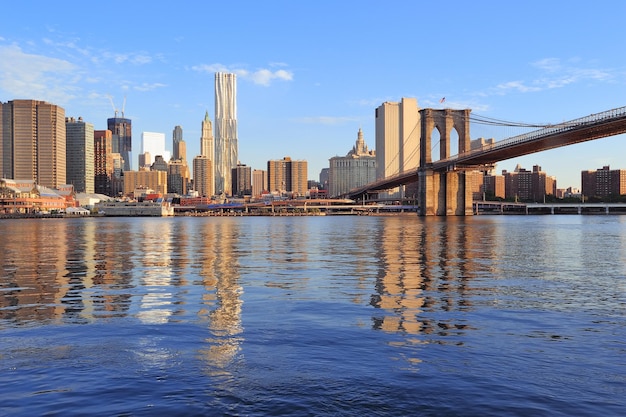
214 73 238 196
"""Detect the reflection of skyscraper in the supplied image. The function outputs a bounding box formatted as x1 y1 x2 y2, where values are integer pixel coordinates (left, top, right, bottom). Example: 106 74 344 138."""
107 116 132 172
214 73 238 196
197 220 243 370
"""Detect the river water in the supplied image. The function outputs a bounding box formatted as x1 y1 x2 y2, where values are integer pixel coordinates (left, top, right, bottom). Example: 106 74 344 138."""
0 215 625 416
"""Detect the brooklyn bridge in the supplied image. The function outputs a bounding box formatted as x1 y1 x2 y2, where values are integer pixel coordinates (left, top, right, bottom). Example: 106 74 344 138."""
344 106 626 216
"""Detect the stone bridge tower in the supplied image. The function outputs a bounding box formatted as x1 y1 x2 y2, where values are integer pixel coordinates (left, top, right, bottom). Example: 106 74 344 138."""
418 108 473 215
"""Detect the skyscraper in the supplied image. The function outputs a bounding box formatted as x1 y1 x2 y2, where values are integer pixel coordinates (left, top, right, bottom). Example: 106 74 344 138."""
107 116 132 172
193 156 213 197
94 129 114 196
375 97 420 198
214 72 238 196
141 132 170 165
0 99 66 188
168 159 190 195
200 111 213 158
66 116 95 193
232 163 252 197
172 125 184 161
252 169 268 198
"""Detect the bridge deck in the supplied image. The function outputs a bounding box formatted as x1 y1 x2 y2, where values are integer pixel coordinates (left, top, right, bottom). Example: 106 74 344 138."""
440 106 626 168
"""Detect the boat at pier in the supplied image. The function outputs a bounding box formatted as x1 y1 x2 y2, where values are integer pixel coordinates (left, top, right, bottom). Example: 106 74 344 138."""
95 199 174 217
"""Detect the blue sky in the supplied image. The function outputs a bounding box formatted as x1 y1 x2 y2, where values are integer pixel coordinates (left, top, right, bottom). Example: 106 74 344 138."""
2 1 626 189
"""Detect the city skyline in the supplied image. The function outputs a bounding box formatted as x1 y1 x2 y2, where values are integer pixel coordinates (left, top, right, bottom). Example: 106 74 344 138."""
2 2 626 188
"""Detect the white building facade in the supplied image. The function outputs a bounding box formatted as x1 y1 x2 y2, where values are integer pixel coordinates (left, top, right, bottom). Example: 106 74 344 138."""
141 132 170 166
214 72 238 196
329 128 376 197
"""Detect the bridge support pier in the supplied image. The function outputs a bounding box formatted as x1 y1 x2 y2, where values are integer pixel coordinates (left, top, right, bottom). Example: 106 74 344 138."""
418 169 473 216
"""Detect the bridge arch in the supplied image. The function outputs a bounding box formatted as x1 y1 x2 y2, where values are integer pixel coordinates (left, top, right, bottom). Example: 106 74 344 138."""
420 108 471 165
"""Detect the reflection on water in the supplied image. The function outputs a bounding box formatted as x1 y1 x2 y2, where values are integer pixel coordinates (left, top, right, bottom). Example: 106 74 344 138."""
1 215 626 416
194 218 243 372
371 218 482 338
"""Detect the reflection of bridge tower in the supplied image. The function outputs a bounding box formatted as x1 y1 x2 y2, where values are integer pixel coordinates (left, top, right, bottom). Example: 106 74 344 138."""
418 109 473 216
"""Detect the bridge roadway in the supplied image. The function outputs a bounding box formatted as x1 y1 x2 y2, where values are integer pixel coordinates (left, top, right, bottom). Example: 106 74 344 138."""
345 105 626 199
174 199 419 215
475 201 626 215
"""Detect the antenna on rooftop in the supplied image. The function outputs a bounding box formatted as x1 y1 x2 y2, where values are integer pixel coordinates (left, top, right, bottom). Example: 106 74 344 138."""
121 95 126 118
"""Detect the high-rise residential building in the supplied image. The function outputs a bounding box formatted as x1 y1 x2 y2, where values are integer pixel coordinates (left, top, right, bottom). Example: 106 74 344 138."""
581 165 626 199
141 132 170 165
503 164 556 202
111 153 124 197
214 72 238 196
172 125 184 161
232 163 252 197
0 99 66 188
375 97 420 198
169 126 190 196
123 169 167 196
94 129 114 196
193 156 213 197
267 156 308 196
168 159 190 195
328 128 377 197
66 116 95 193
107 116 132 172
483 174 505 200
252 169 267 198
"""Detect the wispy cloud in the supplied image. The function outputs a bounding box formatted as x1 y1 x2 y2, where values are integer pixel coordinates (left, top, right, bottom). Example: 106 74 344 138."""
41 36 156 66
493 58 616 95
133 82 167 92
97 51 153 65
192 63 294 86
0 44 77 103
494 80 542 94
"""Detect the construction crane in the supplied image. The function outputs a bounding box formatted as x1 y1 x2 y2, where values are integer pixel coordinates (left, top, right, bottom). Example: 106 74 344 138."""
107 95 127 118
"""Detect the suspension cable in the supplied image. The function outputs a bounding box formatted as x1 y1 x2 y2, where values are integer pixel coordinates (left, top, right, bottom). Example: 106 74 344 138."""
469 113 552 128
